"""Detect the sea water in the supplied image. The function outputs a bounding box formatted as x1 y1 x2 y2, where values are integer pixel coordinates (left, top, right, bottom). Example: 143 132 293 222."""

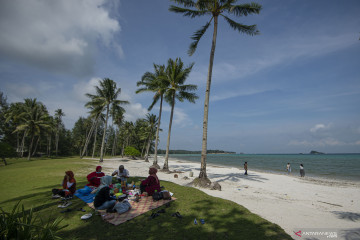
164 154 360 182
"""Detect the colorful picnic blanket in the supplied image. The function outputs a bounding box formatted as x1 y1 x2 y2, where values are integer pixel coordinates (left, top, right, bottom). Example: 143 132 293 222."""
88 196 176 225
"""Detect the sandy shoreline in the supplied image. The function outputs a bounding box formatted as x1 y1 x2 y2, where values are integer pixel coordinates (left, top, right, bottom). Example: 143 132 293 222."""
87 156 360 239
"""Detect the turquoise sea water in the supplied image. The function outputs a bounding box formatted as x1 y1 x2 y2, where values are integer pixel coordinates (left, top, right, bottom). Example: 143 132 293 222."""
164 154 360 182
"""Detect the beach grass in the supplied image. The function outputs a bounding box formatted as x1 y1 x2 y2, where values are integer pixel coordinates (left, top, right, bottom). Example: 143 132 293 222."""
0 157 292 240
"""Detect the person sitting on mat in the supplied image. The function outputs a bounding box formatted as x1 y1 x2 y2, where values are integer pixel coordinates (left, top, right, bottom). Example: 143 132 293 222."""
111 165 129 183
140 167 161 196
86 166 105 187
52 171 76 199
93 176 116 210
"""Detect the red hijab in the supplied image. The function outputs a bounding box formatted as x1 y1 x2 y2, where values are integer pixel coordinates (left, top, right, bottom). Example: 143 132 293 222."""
149 168 159 184
63 171 76 189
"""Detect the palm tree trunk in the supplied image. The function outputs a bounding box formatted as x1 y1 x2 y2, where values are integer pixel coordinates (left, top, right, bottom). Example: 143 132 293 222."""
21 132 26 158
81 117 97 158
199 15 218 179
145 133 152 162
32 136 40 156
163 93 176 170
27 134 35 161
121 142 125 158
92 120 98 158
55 124 59 156
152 95 163 168
141 139 147 158
100 105 110 162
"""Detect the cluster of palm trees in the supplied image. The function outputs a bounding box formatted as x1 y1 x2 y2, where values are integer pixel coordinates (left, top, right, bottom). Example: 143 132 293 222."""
136 58 198 171
4 98 65 160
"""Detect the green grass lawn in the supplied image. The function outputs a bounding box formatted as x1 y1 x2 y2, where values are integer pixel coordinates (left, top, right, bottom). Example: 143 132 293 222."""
0 157 292 240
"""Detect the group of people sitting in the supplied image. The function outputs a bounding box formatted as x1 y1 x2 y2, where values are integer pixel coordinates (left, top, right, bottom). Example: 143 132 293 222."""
52 165 161 214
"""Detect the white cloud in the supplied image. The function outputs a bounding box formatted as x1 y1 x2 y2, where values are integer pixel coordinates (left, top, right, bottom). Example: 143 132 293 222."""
73 78 101 102
162 106 193 128
310 123 332 133
0 0 121 76
124 103 148 122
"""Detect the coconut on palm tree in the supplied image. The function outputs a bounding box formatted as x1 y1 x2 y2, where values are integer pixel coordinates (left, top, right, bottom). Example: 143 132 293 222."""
169 0 261 185
136 64 168 168
85 78 129 162
162 58 198 171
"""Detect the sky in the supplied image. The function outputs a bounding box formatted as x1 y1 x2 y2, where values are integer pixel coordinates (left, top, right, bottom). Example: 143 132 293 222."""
0 0 359 154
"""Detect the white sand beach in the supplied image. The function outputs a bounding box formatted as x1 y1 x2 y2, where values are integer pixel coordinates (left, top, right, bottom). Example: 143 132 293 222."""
94 156 360 239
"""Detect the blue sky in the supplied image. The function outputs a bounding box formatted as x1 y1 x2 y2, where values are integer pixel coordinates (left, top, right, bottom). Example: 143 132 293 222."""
0 0 359 154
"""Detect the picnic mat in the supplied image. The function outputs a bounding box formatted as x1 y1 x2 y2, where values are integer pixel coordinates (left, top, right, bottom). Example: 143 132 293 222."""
88 197 176 225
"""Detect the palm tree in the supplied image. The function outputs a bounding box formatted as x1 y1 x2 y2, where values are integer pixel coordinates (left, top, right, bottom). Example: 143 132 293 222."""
143 114 158 162
162 58 198 171
54 109 65 156
13 99 51 160
136 64 168 168
86 78 129 162
110 104 125 156
169 0 261 182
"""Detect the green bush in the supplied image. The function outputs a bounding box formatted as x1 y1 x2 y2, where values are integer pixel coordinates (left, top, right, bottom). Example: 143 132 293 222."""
124 146 140 158
0 201 67 240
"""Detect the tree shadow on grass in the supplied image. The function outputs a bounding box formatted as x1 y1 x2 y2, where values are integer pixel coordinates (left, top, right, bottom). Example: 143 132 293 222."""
58 195 291 240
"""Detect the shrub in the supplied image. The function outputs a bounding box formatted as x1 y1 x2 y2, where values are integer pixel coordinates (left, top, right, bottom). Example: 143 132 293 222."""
0 201 67 240
124 146 140 159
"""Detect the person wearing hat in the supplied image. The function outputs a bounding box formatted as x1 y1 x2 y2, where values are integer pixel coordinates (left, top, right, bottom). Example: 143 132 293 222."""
112 165 129 183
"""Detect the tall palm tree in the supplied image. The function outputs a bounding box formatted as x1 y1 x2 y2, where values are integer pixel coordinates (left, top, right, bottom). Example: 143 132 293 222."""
162 58 198 171
54 109 65 156
86 78 129 162
136 64 168 168
169 0 261 181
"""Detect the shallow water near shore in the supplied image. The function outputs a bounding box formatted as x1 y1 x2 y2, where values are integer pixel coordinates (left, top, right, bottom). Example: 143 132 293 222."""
163 153 360 182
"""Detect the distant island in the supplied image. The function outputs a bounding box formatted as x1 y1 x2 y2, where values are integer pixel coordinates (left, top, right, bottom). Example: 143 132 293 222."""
310 150 325 154
157 149 236 154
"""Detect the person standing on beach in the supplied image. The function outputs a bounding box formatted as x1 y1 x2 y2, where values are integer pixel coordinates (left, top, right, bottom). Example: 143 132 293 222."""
244 162 248 175
286 163 291 175
300 164 305 177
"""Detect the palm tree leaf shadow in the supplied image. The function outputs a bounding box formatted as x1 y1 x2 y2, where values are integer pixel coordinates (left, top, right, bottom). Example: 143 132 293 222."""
208 172 268 183
332 211 360 222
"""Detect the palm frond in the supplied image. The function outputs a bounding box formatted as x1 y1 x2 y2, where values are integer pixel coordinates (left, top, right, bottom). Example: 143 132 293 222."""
228 3 262 16
171 0 196 8
188 20 212 56
169 6 208 18
222 15 259 35
148 93 161 111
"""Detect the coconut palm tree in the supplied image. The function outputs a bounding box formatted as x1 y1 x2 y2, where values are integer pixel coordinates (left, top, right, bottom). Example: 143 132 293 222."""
85 78 129 162
143 113 158 162
162 58 198 171
54 109 65 156
169 0 261 182
136 64 168 168
110 104 125 156
13 99 51 160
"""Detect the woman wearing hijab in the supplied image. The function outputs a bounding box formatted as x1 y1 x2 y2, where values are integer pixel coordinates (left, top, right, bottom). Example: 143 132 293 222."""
140 168 161 196
52 171 76 198
87 166 105 187
93 176 116 210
